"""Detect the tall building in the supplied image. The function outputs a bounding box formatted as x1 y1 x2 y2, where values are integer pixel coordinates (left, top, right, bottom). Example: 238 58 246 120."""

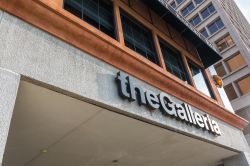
166 0 250 144
0 0 250 165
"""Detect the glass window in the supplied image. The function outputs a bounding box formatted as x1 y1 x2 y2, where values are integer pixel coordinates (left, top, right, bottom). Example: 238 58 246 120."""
194 0 204 5
201 4 216 19
236 75 250 95
181 2 195 17
214 62 227 77
225 53 246 72
209 66 234 111
170 1 177 9
176 0 184 5
216 34 234 52
224 83 238 101
160 40 191 84
64 0 116 38
189 62 214 98
121 12 159 65
200 28 209 38
190 14 202 26
208 18 224 35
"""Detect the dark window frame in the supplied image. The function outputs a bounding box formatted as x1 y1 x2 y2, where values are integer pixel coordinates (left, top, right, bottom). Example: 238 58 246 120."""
160 39 191 84
63 0 117 39
120 10 160 65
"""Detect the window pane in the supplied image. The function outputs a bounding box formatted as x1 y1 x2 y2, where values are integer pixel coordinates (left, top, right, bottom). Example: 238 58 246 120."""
224 84 238 101
189 62 214 98
64 0 116 38
194 0 203 5
208 18 224 35
121 12 159 65
190 15 201 26
214 62 227 77
216 34 234 52
64 0 82 18
170 1 176 8
225 53 246 72
200 28 209 38
160 41 191 84
236 75 250 95
176 0 184 5
201 4 215 19
181 2 195 16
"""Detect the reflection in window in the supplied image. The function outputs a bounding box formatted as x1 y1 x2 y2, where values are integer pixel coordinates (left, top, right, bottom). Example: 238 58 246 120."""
160 40 191 84
208 18 224 35
225 53 246 72
201 4 215 19
64 0 116 38
236 75 250 96
200 28 209 38
214 62 227 77
170 1 177 9
209 66 234 112
216 34 234 52
224 83 238 101
121 12 159 65
189 62 214 98
176 0 184 5
181 2 195 16
194 0 204 5
190 14 202 26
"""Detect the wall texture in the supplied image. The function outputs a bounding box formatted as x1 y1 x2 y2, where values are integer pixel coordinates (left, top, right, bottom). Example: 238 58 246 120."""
0 68 20 166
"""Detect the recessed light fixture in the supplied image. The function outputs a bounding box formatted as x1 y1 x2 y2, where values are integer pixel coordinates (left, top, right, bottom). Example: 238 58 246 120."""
40 149 48 153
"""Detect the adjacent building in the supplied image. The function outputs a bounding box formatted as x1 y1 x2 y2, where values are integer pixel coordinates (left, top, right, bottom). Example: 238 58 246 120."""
166 0 250 145
0 0 250 165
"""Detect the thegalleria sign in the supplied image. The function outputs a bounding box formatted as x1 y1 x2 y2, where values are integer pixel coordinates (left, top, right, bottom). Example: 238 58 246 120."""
116 72 221 136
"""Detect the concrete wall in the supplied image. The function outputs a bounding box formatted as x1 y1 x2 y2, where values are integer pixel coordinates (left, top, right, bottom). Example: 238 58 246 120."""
0 68 20 166
0 9 249 155
224 152 250 166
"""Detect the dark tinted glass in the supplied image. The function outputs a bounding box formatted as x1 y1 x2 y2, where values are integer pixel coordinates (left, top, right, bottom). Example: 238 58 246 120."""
201 4 215 19
160 41 191 84
121 12 159 65
64 0 116 38
208 18 224 35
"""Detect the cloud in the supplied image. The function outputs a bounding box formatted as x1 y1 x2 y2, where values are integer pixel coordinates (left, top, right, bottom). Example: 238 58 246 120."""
234 0 250 23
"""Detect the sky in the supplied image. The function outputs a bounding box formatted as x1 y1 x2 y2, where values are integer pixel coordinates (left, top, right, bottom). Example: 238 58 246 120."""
234 0 250 23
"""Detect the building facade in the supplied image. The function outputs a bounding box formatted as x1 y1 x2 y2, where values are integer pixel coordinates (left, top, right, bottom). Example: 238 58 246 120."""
0 0 250 165
166 0 250 145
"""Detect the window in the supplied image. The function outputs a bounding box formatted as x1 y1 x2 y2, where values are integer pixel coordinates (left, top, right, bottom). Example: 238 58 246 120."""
121 12 159 65
207 18 224 35
216 34 234 52
170 1 177 9
181 2 195 17
189 62 214 98
214 62 227 77
224 84 238 101
236 75 250 95
160 40 191 84
190 14 201 26
200 28 209 38
64 0 116 38
225 53 246 72
176 0 184 5
194 0 204 5
201 4 216 19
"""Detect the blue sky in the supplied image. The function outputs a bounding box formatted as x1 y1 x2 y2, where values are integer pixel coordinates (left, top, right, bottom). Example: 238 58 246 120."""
235 0 250 23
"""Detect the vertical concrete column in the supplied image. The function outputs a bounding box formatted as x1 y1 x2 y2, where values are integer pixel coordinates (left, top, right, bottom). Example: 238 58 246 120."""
224 152 250 166
0 68 20 166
